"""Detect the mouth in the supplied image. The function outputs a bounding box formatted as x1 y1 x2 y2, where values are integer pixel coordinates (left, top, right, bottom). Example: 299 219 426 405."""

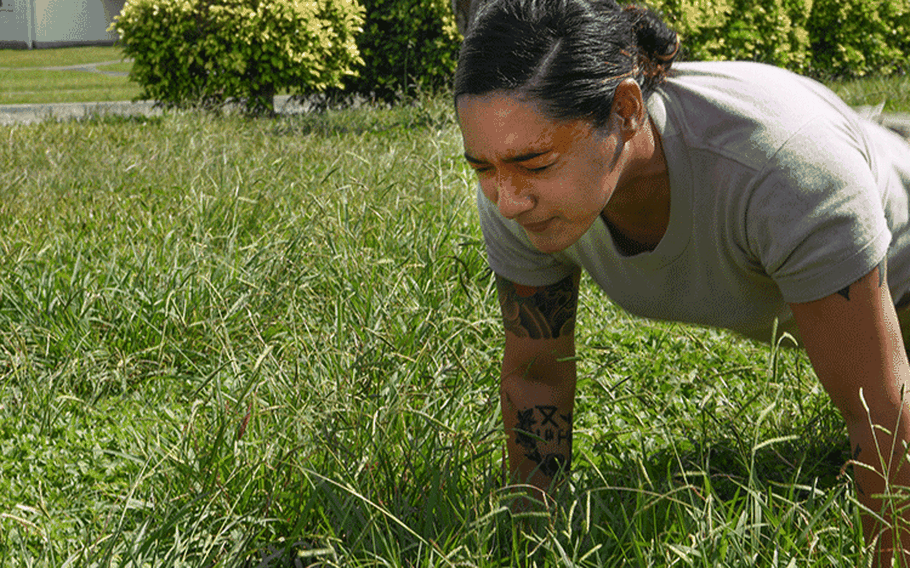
521 218 553 233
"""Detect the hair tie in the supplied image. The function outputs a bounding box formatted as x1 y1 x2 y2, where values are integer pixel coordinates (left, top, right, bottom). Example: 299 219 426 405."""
656 35 680 63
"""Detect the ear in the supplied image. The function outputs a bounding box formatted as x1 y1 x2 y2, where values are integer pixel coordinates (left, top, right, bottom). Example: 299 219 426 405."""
610 79 646 139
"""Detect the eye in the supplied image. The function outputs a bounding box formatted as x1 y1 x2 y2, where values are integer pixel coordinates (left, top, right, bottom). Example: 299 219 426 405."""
524 162 555 174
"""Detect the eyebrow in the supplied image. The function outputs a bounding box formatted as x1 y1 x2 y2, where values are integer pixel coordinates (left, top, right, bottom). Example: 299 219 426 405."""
463 150 550 165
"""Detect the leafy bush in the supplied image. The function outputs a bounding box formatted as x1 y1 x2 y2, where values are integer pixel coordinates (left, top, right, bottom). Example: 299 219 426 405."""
724 0 812 71
344 0 461 102
655 0 734 62
656 0 811 71
112 0 365 113
654 0 907 78
806 0 910 79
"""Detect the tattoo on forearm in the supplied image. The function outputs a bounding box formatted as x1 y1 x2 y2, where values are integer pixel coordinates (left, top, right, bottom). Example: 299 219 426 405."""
836 259 886 301
514 405 573 478
496 273 578 339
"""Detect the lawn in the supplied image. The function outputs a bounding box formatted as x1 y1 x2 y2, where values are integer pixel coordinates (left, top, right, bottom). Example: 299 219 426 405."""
0 94 877 567
829 73 910 114
0 46 141 105
0 46 128 68
1 57 908 564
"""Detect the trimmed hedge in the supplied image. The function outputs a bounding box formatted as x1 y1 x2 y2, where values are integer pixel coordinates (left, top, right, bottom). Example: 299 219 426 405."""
112 0 364 113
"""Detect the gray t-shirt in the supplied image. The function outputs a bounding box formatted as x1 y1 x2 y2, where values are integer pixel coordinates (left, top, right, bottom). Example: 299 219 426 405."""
478 61 910 343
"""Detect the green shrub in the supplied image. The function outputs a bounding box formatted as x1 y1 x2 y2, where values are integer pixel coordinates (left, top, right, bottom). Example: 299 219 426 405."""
807 0 910 79
344 0 461 102
725 0 812 71
112 0 365 113
654 0 907 78
656 0 811 71
655 0 734 61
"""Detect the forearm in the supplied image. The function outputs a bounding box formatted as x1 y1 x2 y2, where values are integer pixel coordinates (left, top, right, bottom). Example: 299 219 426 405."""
493 270 580 498
501 371 576 491
846 409 910 566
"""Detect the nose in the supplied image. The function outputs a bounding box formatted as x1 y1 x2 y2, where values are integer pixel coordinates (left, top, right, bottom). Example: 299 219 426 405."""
488 173 534 220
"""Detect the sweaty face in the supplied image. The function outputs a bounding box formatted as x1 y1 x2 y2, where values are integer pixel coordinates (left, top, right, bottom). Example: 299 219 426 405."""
457 91 624 253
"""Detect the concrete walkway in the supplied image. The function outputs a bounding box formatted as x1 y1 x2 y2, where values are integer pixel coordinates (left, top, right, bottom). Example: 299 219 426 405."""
10 101 910 131
0 99 162 125
0 95 320 126
3 97 908 129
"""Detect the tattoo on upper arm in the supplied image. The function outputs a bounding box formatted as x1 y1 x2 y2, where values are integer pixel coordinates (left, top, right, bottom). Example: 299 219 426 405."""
835 259 886 301
495 273 578 339
836 285 851 301
515 406 573 478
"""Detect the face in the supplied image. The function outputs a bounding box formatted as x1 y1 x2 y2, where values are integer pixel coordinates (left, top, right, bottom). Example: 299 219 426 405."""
457 91 625 254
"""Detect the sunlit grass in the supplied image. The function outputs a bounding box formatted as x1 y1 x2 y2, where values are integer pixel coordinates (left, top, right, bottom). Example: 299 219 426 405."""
0 68 142 104
96 61 133 74
827 73 910 113
0 46 138 104
0 46 128 68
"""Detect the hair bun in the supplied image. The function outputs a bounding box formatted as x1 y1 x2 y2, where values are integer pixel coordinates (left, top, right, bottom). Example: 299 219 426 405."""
623 4 680 67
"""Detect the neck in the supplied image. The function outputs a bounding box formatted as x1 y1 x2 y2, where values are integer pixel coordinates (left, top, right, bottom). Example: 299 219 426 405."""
604 119 669 219
601 118 671 252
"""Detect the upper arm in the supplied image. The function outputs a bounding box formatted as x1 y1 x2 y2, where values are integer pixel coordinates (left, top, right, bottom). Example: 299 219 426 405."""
495 269 581 385
789 261 910 425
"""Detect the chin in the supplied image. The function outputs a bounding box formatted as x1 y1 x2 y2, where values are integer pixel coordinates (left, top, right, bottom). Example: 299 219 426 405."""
526 222 587 254
527 233 574 254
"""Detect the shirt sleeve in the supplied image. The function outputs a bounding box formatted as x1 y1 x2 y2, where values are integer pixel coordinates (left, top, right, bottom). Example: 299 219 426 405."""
476 185 576 287
745 122 891 304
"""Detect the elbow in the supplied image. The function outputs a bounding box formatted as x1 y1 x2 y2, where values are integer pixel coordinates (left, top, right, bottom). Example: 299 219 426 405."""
500 371 527 413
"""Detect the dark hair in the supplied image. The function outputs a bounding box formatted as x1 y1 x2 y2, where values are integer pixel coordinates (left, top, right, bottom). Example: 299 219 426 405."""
454 0 680 127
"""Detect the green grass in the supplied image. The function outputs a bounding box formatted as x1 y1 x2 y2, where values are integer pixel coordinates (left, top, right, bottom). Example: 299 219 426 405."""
0 46 128 68
0 46 140 104
97 62 134 74
828 74 910 113
0 93 885 567
0 69 142 105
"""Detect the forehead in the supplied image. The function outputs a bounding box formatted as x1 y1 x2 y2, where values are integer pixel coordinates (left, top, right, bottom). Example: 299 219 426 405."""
457 92 592 160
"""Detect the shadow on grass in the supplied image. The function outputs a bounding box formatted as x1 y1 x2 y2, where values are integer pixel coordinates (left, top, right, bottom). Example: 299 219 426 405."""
590 405 853 506
574 408 859 564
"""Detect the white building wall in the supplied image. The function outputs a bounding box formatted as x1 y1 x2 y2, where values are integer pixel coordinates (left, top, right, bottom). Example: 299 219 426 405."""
0 0 32 48
0 0 124 48
33 0 124 46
